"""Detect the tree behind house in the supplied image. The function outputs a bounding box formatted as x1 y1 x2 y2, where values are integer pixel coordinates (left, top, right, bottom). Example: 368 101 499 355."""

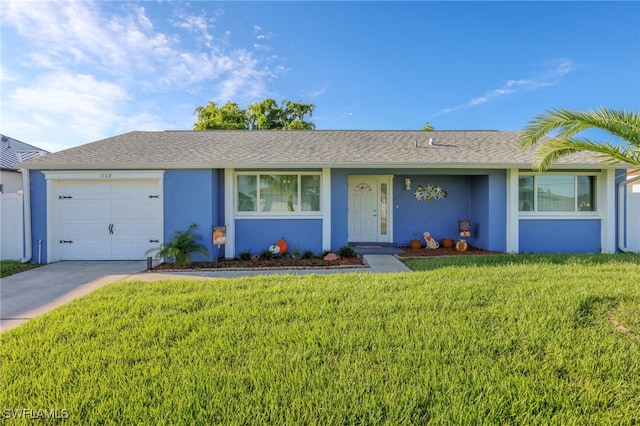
194 98 315 130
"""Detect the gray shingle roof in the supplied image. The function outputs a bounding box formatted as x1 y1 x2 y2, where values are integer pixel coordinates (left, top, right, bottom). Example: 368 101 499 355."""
17 130 605 170
1 134 49 170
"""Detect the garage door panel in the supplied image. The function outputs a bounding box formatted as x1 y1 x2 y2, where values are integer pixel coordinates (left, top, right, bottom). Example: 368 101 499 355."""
58 181 110 199
111 180 158 198
110 199 159 220
60 222 112 240
59 200 110 220
60 241 112 260
112 221 161 239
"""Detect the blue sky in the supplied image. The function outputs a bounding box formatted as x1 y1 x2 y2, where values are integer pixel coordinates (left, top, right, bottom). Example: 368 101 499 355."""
2 1 638 153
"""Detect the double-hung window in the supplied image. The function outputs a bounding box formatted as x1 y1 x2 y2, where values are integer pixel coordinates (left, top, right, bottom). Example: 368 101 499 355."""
519 173 597 212
237 173 321 214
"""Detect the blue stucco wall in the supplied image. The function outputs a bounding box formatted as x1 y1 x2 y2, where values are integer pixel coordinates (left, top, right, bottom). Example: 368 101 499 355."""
330 169 350 250
519 219 601 253
331 169 478 249
163 169 220 261
27 166 620 262
518 169 627 254
29 170 47 263
235 219 323 256
472 171 507 252
331 169 506 251
394 174 473 245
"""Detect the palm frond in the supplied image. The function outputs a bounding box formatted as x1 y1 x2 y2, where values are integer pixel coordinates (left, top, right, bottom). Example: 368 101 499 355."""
532 136 640 171
520 107 640 149
520 107 640 170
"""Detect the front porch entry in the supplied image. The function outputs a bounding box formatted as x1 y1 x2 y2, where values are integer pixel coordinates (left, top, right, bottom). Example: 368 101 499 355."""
348 175 393 243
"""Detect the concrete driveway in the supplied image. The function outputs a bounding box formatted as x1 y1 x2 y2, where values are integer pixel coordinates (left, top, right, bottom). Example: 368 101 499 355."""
1 255 410 333
1 261 146 332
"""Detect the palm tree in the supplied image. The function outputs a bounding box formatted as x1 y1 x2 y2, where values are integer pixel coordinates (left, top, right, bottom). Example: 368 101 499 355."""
519 107 640 171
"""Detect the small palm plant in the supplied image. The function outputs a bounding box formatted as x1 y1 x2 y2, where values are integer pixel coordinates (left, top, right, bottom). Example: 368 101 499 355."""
152 223 208 267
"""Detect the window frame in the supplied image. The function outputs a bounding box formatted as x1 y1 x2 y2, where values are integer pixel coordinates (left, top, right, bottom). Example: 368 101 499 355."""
518 172 599 217
235 171 322 217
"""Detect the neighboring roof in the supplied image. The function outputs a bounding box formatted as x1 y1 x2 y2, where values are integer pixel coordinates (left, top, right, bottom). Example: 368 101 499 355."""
1 134 49 170
18 130 608 170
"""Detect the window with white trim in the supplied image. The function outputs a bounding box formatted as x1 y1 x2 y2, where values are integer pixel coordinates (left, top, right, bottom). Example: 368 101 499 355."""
519 174 596 212
236 173 321 213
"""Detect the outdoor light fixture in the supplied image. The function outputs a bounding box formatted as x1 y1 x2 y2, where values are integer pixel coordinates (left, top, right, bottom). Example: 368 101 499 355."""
428 137 436 146
405 178 412 190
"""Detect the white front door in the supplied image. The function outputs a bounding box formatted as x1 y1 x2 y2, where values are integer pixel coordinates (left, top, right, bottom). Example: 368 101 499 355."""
348 176 392 243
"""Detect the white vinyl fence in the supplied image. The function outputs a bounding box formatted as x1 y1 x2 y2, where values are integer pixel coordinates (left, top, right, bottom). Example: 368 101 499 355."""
1 193 24 260
627 191 640 253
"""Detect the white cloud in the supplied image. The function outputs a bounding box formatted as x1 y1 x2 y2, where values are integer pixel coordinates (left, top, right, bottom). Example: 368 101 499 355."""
8 72 129 141
170 7 216 48
215 50 269 102
437 59 577 115
3 0 276 91
1 0 284 149
116 113 173 134
0 66 20 82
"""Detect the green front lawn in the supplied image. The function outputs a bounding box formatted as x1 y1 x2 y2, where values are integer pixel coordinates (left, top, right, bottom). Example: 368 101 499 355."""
2 254 640 424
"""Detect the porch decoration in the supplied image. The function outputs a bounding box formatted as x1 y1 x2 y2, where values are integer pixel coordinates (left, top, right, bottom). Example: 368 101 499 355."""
423 232 440 249
413 184 447 202
409 239 422 249
268 237 288 255
459 220 471 237
441 238 454 248
212 226 227 245
409 231 423 249
456 239 468 252
324 252 339 261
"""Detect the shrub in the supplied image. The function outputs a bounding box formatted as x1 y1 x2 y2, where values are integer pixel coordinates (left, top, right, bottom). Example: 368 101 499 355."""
259 249 273 260
290 245 302 258
238 252 252 261
302 249 314 259
337 245 356 258
151 223 208 267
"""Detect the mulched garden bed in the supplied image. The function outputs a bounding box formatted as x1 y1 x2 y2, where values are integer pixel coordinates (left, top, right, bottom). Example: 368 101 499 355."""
151 245 504 271
395 245 504 257
152 256 364 271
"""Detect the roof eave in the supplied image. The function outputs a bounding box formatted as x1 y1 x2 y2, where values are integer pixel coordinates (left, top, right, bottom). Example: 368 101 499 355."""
18 161 616 171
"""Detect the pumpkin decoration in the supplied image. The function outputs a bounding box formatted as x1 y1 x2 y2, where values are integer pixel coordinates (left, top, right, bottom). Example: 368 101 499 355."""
456 239 468 252
441 238 454 248
409 239 422 249
269 237 288 255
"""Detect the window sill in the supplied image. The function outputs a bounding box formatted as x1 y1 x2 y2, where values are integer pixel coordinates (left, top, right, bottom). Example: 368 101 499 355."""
519 212 602 220
235 213 322 220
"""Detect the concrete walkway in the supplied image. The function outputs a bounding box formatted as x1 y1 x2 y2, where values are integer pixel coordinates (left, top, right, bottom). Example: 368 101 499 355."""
1 255 410 332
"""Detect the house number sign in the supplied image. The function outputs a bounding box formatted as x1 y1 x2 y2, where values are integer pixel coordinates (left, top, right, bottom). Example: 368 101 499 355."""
98 173 113 179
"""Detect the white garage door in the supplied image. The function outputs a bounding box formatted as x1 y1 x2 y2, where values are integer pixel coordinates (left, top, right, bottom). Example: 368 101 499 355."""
55 179 162 260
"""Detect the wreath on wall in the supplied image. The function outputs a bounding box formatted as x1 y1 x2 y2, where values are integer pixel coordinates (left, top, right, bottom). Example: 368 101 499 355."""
413 184 447 202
